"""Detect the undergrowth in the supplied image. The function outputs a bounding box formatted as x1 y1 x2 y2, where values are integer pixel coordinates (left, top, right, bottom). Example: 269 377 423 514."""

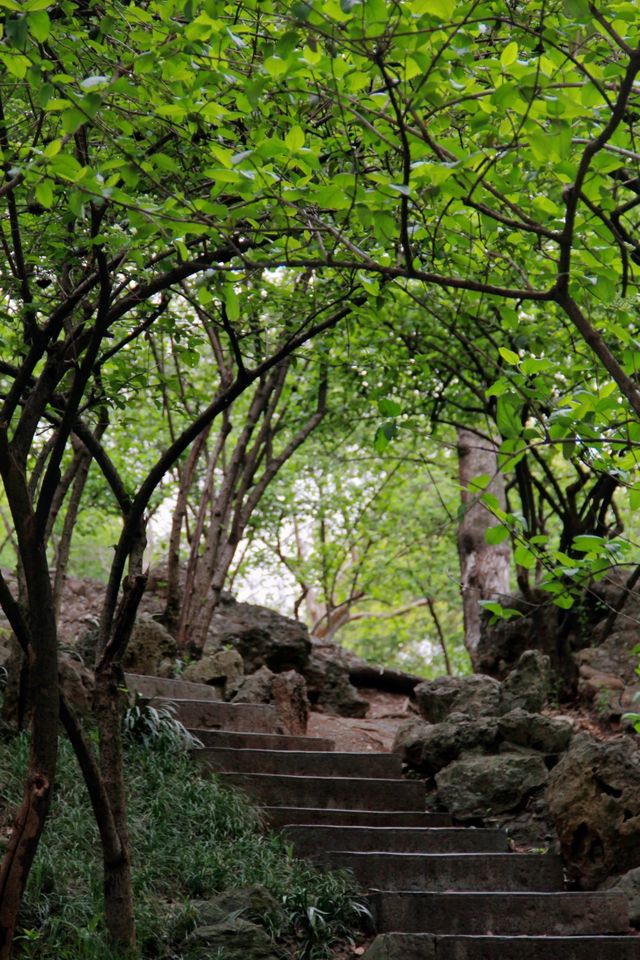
0 725 366 959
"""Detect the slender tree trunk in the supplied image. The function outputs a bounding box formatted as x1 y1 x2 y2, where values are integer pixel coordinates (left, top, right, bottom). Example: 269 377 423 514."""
457 429 511 665
0 544 58 959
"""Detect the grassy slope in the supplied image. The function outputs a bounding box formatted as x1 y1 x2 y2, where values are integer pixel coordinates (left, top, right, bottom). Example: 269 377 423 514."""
0 726 365 959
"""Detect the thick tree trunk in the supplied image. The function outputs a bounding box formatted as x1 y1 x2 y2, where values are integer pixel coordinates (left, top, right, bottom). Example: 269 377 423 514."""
457 429 511 665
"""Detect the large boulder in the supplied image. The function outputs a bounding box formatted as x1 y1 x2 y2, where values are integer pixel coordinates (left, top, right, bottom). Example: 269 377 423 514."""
546 734 640 888
393 717 499 777
414 674 501 723
497 709 572 755
500 651 551 714
232 666 275 704
123 617 176 677
204 601 311 674
306 652 368 718
183 649 243 697
435 752 549 819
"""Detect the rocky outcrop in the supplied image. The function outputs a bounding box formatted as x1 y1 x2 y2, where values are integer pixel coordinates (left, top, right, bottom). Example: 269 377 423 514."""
414 674 501 722
306 649 368 718
123 617 177 677
546 734 640 888
183 649 243 698
205 601 311 674
394 652 571 839
231 666 310 735
500 650 550 713
436 753 549 819
412 651 551 723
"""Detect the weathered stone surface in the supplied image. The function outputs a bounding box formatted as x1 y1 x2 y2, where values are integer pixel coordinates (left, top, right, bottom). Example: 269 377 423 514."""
608 866 640 927
546 733 640 888
183 649 243 697
393 718 499 777
498 709 572 755
306 652 368 718
500 651 551 714
232 665 275 704
184 917 278 960
123 617 177 677
435 753 549 819
59 655 94 715
204 601 311 673
272 669 309 735
414 675 501 723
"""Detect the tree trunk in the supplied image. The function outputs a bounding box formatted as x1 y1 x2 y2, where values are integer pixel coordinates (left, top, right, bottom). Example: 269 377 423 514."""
457 429 511 665
0 545 58 959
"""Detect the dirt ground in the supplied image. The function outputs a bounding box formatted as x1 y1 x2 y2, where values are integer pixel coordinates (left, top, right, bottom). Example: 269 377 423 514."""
308 689 415 752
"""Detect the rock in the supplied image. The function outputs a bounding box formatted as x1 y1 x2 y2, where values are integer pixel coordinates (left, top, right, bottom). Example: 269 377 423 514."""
393 717 499 777
204 601 311 673
192 885 282 926
608 866 640 927
435 753 549 819
498 709 572 755
232 666 275 704
184 917 278 960
123 617 177 677
364 933 436 960
414 674 500 723
183 649 243 698
272 670 309 735
59 655 94 715
546 733 640 888
307 653 368 718
500 650 551 714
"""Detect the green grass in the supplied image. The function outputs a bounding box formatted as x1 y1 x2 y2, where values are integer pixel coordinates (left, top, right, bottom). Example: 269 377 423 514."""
0 726 366 959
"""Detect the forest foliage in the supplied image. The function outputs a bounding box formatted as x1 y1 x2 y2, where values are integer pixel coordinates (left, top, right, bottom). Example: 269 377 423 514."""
1 0 640 956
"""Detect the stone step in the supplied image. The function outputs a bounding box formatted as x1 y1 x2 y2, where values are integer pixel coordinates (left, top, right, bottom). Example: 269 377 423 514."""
125 672 222 702
283 825 508 856
188 729 335 751
216 773 425 810
152 698 279 733
370 891 630 935
365 933 640 960
263 808 452 829
318 851 564 892
195 748 403 779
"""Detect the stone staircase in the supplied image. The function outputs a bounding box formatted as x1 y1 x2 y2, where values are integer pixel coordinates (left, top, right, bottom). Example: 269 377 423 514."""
126 674 639 959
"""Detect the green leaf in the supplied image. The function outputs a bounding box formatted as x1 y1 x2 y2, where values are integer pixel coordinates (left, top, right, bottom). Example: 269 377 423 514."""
225 286 240 322
27 10 50 41
35 179 54 208
514 543 537 570
499 347 520 365
496 396 523 439
501 42 519 68
486 524 509 545
377 397 401 417
572 535 606 553
285 125 305 151
373 421 397 453
413 0 457 19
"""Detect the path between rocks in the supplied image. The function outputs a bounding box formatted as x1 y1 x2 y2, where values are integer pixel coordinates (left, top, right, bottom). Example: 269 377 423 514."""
308 689 412 752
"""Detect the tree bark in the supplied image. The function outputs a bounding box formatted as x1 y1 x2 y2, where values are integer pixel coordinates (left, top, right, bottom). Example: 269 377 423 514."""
457 429 511 665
